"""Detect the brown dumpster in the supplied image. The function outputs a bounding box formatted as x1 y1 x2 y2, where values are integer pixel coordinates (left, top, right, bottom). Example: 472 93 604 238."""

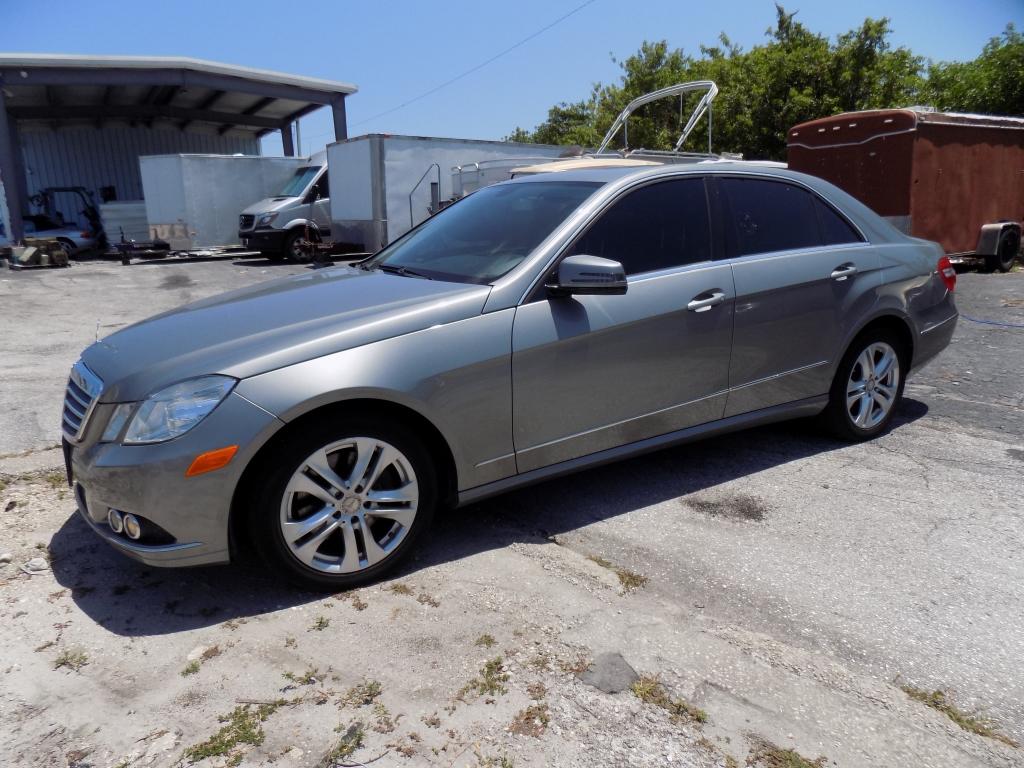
787 109 1023 272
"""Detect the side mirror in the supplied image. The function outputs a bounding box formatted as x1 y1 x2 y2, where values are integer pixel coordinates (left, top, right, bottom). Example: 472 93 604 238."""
548 254 627 296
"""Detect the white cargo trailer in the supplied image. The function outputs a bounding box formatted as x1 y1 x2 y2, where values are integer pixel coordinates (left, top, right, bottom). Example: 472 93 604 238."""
327 134 563 252
140 154 305 250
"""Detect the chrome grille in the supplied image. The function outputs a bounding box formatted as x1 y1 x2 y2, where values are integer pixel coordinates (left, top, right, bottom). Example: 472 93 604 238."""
63 361 103 442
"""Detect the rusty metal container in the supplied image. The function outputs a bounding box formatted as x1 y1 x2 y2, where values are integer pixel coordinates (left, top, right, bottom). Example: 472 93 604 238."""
787 109 1024 256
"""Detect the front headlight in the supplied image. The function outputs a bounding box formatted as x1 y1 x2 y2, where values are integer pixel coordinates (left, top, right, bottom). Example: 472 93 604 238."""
256 212 278 227
122 376 236 444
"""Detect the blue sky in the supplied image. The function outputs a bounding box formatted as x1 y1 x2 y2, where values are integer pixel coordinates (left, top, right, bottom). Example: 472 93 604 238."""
2 0 1019 156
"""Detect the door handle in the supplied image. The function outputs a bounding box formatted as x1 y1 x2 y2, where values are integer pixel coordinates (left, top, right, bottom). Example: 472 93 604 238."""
831 263 858 281
687 290 726 313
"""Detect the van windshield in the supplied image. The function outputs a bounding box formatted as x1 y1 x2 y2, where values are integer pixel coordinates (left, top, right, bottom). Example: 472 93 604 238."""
369 181 602 284
279 166 321 197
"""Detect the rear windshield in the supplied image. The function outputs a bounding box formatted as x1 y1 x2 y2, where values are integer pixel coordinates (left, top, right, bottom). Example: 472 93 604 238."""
370 181 602 284
279 166 322 197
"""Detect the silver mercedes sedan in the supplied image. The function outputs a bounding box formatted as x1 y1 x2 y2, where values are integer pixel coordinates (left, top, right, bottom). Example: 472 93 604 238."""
63 164 958 590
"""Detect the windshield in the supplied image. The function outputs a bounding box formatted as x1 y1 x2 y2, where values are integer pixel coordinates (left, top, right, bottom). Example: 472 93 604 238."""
370 181 602 284
279 166 322 197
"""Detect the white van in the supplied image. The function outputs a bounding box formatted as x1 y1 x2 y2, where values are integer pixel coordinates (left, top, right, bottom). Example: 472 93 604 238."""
238 151 330 260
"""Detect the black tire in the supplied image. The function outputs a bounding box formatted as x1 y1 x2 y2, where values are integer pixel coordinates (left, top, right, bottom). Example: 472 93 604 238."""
986 229 1021 274
251 416 437 591
282 228 316 262
823 329 907 442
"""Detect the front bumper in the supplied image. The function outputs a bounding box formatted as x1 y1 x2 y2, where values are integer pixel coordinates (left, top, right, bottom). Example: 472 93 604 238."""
68 392 282 567
239 228 287 252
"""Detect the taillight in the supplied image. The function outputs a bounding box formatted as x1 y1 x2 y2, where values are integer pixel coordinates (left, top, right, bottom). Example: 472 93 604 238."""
937 256 956 292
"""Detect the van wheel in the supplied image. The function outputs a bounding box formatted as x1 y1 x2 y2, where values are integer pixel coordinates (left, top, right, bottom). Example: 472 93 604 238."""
823 330 906 442
283 229 316 262
986 229 1020 273
252 418 436 591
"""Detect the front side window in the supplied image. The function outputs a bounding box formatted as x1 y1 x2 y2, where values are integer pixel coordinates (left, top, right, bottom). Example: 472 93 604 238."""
721 177 820 257
371 181 602 284
568 178 711 274
309 174 329 201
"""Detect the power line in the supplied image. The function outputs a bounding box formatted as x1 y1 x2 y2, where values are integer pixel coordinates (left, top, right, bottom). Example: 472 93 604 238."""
351 0 600 128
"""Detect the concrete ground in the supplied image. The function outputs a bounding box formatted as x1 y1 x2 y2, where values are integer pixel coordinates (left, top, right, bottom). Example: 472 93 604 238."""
1 259 1022 768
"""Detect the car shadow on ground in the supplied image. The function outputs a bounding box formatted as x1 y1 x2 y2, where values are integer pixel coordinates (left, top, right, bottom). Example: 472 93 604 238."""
49 399 928 638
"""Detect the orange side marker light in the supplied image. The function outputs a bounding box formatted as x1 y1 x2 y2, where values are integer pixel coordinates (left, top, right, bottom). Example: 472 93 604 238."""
186 445 239 477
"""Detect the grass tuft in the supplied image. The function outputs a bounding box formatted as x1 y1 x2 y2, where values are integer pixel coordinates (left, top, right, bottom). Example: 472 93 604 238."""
631 675 707 725
508 703 550 737
474 634 497 648
586 554 649 592
321 721 365 766
181 660 201 677
901 686 1018 747
309 615 330 631
341 679 382 707
283 666 320 686
387 582 414 596
746 738 826 768
183 701 285 764
53 649 88 672
460 657 510 699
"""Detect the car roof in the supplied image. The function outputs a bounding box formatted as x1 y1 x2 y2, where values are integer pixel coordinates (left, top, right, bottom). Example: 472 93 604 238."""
505 161 822 185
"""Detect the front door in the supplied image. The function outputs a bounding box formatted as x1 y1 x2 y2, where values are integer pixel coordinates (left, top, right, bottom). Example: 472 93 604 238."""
512 177 735 473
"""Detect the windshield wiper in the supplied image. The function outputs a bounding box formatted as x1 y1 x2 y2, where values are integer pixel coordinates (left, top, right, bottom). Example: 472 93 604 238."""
376 263 433 280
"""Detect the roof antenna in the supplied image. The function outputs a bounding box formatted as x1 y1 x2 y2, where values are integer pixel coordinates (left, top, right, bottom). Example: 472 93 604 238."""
95 319 100 343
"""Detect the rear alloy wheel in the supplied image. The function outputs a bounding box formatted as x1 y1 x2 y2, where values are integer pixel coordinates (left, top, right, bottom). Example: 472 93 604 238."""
254 420 436 590
824 333 905 441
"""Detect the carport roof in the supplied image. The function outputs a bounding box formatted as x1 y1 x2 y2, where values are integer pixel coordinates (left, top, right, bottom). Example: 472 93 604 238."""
0 53 357 137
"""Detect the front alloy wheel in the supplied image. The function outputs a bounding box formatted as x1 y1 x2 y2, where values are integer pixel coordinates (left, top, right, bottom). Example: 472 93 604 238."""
253 419 436 590
280 438 419 574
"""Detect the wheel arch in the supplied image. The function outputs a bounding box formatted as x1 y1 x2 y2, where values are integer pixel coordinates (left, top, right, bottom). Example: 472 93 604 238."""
844 312 915 370
976 221 1021 257
229 397 459 561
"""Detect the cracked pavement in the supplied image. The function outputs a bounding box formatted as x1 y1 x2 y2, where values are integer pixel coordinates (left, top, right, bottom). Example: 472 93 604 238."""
0 262 1022 767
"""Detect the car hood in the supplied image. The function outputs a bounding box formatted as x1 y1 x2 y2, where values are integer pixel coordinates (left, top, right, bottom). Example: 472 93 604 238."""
83 267 491 402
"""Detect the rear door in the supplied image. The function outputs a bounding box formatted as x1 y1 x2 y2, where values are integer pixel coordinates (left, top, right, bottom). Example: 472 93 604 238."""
717 176 879 416
512 177 735 472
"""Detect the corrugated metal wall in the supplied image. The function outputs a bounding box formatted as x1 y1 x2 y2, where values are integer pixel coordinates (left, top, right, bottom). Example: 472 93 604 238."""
19 125 258 203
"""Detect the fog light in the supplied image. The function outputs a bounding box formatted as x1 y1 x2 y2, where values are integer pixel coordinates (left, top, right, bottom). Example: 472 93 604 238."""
122 514 142 540
107 508 124 533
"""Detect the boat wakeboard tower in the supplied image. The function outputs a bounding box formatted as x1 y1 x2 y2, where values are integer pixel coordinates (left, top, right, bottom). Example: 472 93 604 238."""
594 80 720 158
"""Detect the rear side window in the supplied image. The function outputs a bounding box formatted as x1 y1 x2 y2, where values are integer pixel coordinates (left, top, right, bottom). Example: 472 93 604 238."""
816 197 862 245
721 178 819 257
568 178 711 275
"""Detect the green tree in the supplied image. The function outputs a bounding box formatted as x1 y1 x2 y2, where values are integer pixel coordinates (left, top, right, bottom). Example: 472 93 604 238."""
922 24 1024 115
508 6 1018 161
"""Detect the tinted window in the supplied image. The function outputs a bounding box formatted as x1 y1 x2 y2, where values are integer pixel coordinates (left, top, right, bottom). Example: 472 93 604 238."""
816 197 861 245
371 181 601 284
569 178 711 274
721 178 819 257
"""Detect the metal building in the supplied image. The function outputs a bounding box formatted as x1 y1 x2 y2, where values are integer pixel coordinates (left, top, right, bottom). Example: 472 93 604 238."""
0 54 356 243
